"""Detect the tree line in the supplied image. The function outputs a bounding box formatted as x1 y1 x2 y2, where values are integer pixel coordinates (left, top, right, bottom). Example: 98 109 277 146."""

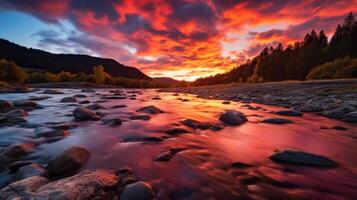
194 12 357 86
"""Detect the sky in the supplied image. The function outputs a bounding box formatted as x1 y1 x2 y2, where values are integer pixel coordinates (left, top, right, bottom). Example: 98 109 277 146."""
0 0 356 81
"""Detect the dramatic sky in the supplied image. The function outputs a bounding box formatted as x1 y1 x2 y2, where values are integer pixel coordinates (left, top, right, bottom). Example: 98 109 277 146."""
0 0 356 80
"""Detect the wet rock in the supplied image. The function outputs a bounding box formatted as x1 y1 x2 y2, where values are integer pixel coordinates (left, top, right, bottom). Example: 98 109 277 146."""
275 109 303 116
181 119 212 130
79 100 90 104
136 105 164 114
210 125 224 131
152 96 161 100
86 103 104 110
166 128 190 135
103 118 122 126
8 160 34 173
270 149 338 167
73 107 95 121
0 176 49 199
238 175 260 185
130 115 151 121
1 143 35 158
81 88 95 93
155 151 174 162
261 118 293 124
73 94 87 98
342 111 357 123
43 89 64 94
322 105 356 119
4 109 28 117
332 125 348 131
13 100 38 108
0 100 13 112
60 97 77 103
35 170 118 199
231 162 252 169
35 128 69 138
48 123 78 130
120 181 154 200
300 104 323 112
219 110 247 125
101 95 127 100
121 177 138 186
222 101 231 104
15 164 48 181
111 105 127 108
28 96 50 101
46 146 91 176
117 167 133 174
91 115 102 121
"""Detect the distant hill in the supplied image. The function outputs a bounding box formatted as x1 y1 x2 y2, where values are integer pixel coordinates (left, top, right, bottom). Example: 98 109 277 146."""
153 77 181 84
0 38 151 80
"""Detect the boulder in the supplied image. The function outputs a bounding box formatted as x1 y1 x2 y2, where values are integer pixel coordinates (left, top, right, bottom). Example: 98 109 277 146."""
120 181 154 200
15 164 48 181
35 170 119 199
46 146 91 176
43 89 64 94
4 109 28 117
0 100 13 112
86 103 104 110
2 143 35 158
300 104 323 112
35 128 69 138
13 100 38 108
136 105 164 114
181 119 212 130
219 110 247 125
8 160 34 173
275 109 303 116
81 88 95 93
0 176 49 199
155 151 174 162
60 97 77 103
130 115 151 121
28 96 50 101
73 107 95 121
111 105 127 108
166 128 190 135
103 118 122 126
48 123 78 130
79 100 90 104
261 118 293 124
342 111 357 123
73 94 87 98
270 149 338 167
322 106 356 119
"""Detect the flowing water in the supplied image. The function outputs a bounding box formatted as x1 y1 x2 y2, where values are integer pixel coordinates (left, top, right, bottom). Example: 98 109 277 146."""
0 88 356 199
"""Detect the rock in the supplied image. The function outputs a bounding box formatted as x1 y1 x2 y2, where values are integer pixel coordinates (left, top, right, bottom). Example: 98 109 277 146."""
79 100 90 104
300 104 323 112
0 176 49 199
166 128 190 135
2 143 35 158
29 96 50 101
111 105 127 108
275 109 303 116
219 110 247 125
117 167 133 174
81 88 95 93
13 100 38 108
35 128 69 138
152 96 161 100
332 125 348 131
322 105 356 119
130 115 151 121
48 123 78 130
43 89 64 94
155 151 174 162
8 160 34 173
120 181 154 200
60 97 77 102
270 149 338 167
73 94 87 98
103 118 122 126
86 103 104 110
46 146 91 176
261 118 293 124
231 162 252 169
91 115 102 121
15 164 48 181
73 107 95 121
0 100 13 112
101 96 127 99
136 105 164 114
35 170 118 199
4 109 28 117
238 175 260 185
222 101 231 104
181 119 212 130
342 111 357 123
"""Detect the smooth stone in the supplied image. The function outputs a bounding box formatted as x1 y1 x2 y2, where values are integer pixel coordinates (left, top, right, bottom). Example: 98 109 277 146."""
60 97 77 103
181 119 212 130
0 100 14 112
261 118 293 124
86 103 104 110
219 110 247 125
102 118 122 126
155 151 174 162
166 128 190 135
270 149 338 167
48 123 78 130
120 181 154 200
2 144 35 158
81 88 95 93
275 109 303 116
43 89 64 94
231 162 252 169
46 146 91 176
111 105 127 108
136 105 164 114
28 96 50 101
222 101 231 104
73 94 87 98
342 111 357 123
35 128 69 138
300 104 323 112
73 107 95 121
130 115 151 121
8 160 34 173
79 100 90 104
0 176 49 199
4 109 28 117
332 125 348 131
15 164 48 181
13 100 38 108
322 106 356 119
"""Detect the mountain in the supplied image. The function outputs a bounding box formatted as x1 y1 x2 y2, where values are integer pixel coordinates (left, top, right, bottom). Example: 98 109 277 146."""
153 77 181 84
0 38 151 80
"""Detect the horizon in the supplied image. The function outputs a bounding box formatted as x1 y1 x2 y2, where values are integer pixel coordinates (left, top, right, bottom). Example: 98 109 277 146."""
0 1 356 81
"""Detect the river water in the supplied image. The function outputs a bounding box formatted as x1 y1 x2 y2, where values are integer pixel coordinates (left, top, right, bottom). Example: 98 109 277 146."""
0 88 356 199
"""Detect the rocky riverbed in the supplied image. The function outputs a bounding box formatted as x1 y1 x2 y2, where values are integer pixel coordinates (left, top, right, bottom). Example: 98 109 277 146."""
0 85 356 199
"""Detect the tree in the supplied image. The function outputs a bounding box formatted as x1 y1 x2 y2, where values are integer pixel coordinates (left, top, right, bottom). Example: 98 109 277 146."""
93 65 106 84
57 71 73 82
0 59 27 83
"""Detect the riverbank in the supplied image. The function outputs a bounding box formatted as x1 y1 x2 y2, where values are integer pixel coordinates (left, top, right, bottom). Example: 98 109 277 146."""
162 79 357 123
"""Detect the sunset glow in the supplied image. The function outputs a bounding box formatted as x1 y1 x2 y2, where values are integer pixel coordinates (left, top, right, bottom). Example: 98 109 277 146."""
1 0 357 81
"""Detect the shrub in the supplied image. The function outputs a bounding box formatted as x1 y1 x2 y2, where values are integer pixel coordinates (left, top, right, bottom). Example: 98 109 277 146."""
26 72 48 83
73 72 88 82
57 71 73 82
0 59 27 83
307 56 357 79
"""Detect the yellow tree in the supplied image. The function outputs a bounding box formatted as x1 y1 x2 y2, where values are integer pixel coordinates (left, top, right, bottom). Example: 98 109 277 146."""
93 65 105 84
